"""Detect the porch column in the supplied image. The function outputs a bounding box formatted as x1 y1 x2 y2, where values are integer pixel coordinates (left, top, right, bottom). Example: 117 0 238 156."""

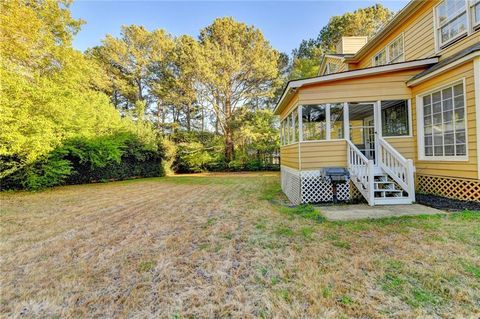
375 100 382 137
298 105 303 142
375 100 382 165
343 102 349 140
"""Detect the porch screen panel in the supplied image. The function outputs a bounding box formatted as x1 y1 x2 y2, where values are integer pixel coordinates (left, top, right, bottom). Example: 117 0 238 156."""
287 116 292 144
330 103 344 139
422 83 466 157
292 108 299 142
302 105 327 141
280 121 283 145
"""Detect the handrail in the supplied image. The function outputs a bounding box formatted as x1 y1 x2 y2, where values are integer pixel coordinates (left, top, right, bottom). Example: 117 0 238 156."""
346 139 369 163
346 139 375 205
378 137 415 202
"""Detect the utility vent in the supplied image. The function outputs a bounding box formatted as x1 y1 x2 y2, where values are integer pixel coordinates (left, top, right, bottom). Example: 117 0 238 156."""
336 36 368 54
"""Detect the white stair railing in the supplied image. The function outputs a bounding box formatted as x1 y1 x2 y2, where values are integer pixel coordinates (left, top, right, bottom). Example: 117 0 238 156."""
346 140 375 206
378 137 415 202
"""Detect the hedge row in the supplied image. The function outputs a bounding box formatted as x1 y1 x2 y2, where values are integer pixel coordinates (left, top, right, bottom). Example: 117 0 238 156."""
1 132 164 190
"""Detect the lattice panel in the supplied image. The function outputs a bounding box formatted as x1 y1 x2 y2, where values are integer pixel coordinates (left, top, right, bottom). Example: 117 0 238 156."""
300 170 350 204
281 166 301 205
417 175 480 202
349 181 365 201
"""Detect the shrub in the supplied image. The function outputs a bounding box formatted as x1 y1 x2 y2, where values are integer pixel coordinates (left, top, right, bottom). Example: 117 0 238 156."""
1 132 165 190
172 131 223 173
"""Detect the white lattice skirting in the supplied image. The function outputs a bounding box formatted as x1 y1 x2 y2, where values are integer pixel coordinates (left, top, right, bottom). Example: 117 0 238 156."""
281 166 350 204
281 166 302 205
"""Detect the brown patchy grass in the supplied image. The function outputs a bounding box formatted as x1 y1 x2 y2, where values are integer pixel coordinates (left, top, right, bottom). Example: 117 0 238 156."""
1 172 479 318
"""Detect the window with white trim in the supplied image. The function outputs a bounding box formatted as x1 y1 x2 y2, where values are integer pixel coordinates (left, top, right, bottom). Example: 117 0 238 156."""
388 36 404 63
372 34 404 66
292 107 299 142
436 0 468 48
330 104 345 139
472 0 480 28
280 108 299 145
288 112 294 143
420 82 467 158
302 105 327 141
301 103 344 141
326 62 339 75
280 121 285 145
373 49 387 66
381 100 410 137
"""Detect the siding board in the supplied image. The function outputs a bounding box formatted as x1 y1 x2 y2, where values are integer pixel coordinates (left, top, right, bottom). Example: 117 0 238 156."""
280 143 299 169
300 140 347 169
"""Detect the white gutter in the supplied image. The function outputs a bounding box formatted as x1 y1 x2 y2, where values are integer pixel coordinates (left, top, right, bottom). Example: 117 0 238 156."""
274 57 438 114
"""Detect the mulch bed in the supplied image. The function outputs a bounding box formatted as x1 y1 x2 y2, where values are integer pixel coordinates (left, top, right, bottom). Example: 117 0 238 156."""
416 193 480 211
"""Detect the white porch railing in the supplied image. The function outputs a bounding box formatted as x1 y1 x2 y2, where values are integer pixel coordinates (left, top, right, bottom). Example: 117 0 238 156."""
378 137 415 202
347 139 375 206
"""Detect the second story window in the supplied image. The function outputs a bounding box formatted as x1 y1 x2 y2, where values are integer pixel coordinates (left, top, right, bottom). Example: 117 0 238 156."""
373 49 387 66
436 0 468 47
326 63 339 75
372 34 404 66
472 0 480 29
388 36 404 63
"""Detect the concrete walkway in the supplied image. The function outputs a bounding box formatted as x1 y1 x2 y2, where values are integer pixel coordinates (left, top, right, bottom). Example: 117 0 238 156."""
315 204 445 221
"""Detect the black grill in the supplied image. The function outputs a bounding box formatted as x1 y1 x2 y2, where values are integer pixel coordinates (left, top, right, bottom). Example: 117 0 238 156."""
319 167 350 203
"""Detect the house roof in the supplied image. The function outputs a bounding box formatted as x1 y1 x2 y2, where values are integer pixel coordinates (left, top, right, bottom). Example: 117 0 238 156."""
274 57 438 115
407 43 480 86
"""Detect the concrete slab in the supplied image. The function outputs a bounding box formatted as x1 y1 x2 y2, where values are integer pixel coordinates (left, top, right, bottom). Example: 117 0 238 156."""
315 204 446 221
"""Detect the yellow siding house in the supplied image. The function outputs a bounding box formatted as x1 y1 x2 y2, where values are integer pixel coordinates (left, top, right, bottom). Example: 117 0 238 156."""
275 0 480 205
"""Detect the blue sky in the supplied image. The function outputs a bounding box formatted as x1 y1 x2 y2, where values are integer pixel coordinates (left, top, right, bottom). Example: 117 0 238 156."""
71 0 409 54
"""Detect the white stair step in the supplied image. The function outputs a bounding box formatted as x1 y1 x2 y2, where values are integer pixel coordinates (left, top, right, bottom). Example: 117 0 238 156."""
374 189 402 193
374 197 413 205
374 183 396 190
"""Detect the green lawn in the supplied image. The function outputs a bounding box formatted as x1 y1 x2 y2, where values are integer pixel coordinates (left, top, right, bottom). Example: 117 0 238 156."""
1 172 479 318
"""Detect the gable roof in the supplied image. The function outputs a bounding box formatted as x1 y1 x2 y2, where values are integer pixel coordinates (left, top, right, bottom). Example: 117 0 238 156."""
274 57 438 115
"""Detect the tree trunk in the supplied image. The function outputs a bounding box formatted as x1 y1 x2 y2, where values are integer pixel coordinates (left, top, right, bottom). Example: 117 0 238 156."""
225 127 234 162
224 97 234 162
171 106 176 134
136 78 143 101
186 103 191 131
161 108 166 135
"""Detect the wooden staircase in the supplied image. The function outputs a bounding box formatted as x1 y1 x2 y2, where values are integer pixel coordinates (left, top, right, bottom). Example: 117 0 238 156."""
347 138 415 206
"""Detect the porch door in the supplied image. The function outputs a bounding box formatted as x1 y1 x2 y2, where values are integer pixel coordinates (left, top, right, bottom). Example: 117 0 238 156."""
363 116 376 161
348 103 377 164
